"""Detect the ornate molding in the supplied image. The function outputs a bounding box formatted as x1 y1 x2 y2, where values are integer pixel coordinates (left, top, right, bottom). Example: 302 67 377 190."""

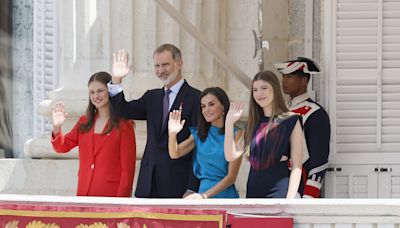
33 0 58 137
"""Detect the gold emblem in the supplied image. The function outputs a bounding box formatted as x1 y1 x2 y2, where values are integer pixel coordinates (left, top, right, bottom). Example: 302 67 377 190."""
5 220 19 228
26 220 60 228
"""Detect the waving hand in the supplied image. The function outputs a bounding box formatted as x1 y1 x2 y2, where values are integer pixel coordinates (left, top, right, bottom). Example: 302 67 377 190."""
168 110 186 135
111 49 132 84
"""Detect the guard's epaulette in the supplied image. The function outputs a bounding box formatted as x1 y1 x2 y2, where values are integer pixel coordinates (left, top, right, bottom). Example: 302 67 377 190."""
290 100 320 123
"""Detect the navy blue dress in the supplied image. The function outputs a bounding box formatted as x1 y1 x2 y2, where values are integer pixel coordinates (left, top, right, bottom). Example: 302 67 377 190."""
246 114 300 198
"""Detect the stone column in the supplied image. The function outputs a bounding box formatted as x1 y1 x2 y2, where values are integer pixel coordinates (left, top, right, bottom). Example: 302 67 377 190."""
226 0 258 103
288 0 324 103
12 0 34 158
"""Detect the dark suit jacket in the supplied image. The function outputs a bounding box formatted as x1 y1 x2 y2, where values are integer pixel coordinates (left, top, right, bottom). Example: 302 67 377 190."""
110 80 200 198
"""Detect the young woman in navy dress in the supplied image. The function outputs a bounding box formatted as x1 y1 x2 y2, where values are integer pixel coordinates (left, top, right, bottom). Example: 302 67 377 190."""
224 71 303 198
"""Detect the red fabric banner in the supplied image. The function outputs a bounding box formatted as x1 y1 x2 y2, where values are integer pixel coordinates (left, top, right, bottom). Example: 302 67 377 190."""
0 202 225 228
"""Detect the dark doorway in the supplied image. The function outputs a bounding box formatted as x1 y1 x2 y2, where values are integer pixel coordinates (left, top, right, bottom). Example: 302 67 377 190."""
0 0 13 157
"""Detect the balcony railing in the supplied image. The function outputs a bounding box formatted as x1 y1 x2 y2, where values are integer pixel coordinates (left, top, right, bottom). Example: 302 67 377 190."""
1 194 400 227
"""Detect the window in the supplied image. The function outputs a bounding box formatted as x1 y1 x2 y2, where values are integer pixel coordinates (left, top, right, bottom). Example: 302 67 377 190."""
330 0 400 156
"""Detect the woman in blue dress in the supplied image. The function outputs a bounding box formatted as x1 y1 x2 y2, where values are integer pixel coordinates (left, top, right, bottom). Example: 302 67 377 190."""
224 71 303 198
168 87 242 199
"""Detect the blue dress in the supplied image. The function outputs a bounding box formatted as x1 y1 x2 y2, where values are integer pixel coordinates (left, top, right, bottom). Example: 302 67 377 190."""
246 114 300 198
190 126 239 198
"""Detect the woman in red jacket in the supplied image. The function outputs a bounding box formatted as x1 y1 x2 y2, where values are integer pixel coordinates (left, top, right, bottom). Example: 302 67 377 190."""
51 72 136 197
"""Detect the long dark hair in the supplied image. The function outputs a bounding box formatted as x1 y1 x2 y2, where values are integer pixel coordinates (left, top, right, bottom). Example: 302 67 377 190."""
198 87 230 141
79 72 119 134
244 71 289 148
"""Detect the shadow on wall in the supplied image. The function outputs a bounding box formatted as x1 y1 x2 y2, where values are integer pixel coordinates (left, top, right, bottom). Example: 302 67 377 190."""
0 29 13 158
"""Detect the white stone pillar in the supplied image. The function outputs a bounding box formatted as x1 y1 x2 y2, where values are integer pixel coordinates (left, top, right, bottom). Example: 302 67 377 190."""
226 0 258 102
199 0 226 87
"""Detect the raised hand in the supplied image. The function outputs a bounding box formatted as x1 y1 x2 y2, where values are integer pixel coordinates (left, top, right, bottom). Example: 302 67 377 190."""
52 101 68 134
168 110 186 135
111 49 132 84
226 102 244 125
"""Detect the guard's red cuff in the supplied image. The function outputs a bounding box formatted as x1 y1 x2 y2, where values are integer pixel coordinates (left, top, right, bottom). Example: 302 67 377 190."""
303 186 320 198
303 179 322 198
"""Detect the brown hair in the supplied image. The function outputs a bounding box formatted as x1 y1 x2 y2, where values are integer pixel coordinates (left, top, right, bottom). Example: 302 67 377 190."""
79 72 120 134
244 71 289 148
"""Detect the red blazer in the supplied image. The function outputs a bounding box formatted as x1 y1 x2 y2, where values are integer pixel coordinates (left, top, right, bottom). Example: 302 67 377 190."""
51 115 136 197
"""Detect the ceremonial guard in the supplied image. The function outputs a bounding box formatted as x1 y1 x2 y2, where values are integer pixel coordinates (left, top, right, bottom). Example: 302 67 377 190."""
275 57 331 198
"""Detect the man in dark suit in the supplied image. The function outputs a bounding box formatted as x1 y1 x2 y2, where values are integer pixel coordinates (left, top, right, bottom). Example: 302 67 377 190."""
107 44 200 198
